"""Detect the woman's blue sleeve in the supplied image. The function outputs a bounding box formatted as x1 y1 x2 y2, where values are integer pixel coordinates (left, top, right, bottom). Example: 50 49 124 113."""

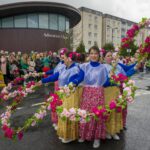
68 69 84 86
46 69 54 75
42 72 59 83
118 63 136 72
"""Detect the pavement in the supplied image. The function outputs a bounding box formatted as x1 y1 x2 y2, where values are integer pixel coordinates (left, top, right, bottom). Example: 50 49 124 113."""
0 73 150 150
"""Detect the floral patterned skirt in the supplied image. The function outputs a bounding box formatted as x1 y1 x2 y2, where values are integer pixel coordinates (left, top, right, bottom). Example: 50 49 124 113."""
104 86 123 135
79 86 106 140
57 88 80 140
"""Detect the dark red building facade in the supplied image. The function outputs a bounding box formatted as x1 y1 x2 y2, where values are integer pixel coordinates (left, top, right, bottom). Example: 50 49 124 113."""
0 1 81 52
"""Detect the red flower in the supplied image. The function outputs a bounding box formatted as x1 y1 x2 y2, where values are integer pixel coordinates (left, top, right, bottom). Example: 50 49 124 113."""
118 73 128 82
2 124 9 131
145 36 150 44
18 131 23 140
18 86 23 91
4 128 14 139
109 100 117 110
50 93 59 100
116 106 122 112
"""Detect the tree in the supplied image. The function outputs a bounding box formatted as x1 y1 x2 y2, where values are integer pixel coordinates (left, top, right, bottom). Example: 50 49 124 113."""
102 43 115 51
64 30 73 51
76 41 86 53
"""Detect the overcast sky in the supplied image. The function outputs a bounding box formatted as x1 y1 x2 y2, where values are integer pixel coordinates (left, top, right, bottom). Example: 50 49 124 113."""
0 0 149 22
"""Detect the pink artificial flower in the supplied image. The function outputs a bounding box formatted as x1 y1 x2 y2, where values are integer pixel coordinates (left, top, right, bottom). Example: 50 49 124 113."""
47 105 51 110
69 108 76 115
109 100 117 110
31 121 37 127
70 115 76 121
92 107 103 117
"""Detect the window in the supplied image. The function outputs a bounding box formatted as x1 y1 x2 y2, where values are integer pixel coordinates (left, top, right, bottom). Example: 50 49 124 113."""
66 17 69 33
94 33 97 38
88 32 92 37
49 14 58 30
122 21 126 25
121 28 126 32
121 35 125 38
39 13 48 29
94 41 97 45
58 15 66 31
0 19 1 28
2 17 14 28
89 14 92 19
94 25 97 29
14 15 27 28
113 20 115 26
27 14 38 28
89 24 92 28
94 16 98 21
88 41 91 45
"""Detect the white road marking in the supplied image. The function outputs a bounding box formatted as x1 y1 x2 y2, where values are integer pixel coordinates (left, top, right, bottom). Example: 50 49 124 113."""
135 90 150 97
31 102 45 107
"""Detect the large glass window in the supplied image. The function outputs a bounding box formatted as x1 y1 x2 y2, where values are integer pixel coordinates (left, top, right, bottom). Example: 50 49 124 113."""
49 14 58 30
27 14 38 28
14 15 27 28
39 13 48 29
2 17 14 28
58 15 66 31
0 13 70 32
66 17 69 33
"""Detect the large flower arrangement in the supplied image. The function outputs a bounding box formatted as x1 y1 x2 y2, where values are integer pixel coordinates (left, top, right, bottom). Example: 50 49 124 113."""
120 18 150 60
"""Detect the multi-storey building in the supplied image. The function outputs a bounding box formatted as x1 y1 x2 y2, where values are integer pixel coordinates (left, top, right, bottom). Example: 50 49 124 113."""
72 7 103 51
73 7 150 51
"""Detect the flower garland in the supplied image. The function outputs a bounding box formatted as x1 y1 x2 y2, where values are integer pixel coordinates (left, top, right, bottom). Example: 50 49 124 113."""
138 36 150 60
0 72 44 104
120 18 150 60
56 75 137 123
0 77 136 140
0 87 63 140
0 81 42 140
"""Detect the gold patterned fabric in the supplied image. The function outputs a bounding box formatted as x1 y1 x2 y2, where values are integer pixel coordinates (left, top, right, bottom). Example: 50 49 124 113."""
57 88 80 140
104 86 123 135
0 72 6 87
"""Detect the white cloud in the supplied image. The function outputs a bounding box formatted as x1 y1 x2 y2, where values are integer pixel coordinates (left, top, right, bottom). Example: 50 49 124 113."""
0 0 149 22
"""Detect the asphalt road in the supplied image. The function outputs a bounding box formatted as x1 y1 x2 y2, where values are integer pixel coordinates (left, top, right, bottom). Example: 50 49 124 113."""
0 74 150 150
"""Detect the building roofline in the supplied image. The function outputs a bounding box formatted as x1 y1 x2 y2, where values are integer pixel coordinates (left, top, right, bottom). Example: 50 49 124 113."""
0 1 81 28
103 13 136 24
79 7 103 16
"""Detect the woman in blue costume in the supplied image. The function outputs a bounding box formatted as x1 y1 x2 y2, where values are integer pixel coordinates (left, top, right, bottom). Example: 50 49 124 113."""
103 51 137 140
38 51 84 143
78 46 110 148
45 48 67 130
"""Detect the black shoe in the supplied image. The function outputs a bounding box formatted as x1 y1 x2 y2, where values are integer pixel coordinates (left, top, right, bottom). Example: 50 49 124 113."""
123 127 127 130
